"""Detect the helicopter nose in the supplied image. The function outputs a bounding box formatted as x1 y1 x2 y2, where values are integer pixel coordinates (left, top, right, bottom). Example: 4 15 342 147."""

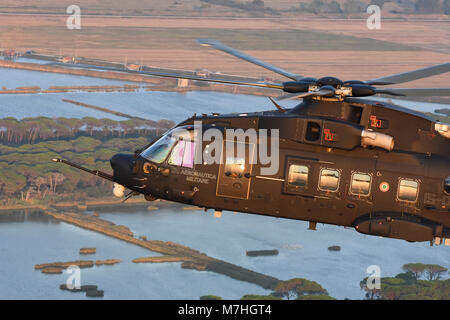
110 154 135 183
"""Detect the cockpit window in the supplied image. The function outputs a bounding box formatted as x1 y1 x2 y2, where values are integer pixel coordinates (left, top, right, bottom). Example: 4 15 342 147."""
168 140 195 168
141 135 177 164
168 140 185 166
140 126 197 164
445 176 450 194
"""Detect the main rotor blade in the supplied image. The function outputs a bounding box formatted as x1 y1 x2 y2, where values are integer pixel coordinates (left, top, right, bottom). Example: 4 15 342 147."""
376 88 450 97
197 39 302 81
365 62 450 86
48 62 284 90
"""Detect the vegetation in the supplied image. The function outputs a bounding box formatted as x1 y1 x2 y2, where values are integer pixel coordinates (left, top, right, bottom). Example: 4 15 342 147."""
328 245 341 251
294 0 450 15
240 294 282 300
271 278 334 300
239 278 335 300
0 117 173 145
200 0 279 15
360 263 450 300
200 295 223 300
0 117 174 205
1 0 449 17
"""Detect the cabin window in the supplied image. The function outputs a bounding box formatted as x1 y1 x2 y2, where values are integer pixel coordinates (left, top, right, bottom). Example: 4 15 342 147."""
224 156 246 178
397 179 419 202
287 165 309 187
445 176 450 194
168 140 195 168
141 135 177 164
305 122 321 142
318 168 340 192
350 172 371 196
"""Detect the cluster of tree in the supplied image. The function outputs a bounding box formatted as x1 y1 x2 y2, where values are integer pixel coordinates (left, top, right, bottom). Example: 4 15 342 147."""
0 117 174 146
401 263 449 281
200 0 279 14
414 0 450 14
295 0 450 15
361 263 450 300
297 0 364 14
0 117 169 204
239 278 335 300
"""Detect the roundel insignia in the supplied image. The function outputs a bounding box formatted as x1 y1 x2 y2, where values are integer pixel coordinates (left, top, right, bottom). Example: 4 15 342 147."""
379 182 390 192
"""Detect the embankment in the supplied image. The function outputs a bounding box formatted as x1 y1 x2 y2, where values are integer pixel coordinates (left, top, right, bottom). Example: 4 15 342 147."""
43 210 280 290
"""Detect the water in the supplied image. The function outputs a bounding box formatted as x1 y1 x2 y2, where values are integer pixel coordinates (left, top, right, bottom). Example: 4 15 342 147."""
0 91 297 121
0 67 449 300
0 64 136 90
0 65 447 121
0 210 268 300
0 208 448 300
97 208 450 300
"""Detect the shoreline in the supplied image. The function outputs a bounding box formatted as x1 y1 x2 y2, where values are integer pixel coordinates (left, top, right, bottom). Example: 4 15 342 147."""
40 208 281 290
0 59 279 98
0 197 160 214
1 59 448 105
0 200 282 291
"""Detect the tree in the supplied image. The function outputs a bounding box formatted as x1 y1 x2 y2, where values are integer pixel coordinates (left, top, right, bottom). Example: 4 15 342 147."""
415 0 442 14
372 0 388 9
309 0 324 13
361 264 450 300
395 271 416 284
360 276 382 300
342 0 366 14
273 278 328 300
324 1 342 13
251 0 264 8
402 263 427 280
200 295 222 300
240 294 281 300
297 294 336 300
424 264 448 281
34 176 47 197
443 0 450 14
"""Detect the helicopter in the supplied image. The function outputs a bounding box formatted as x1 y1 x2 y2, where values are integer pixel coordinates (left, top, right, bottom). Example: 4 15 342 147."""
53 39 450 245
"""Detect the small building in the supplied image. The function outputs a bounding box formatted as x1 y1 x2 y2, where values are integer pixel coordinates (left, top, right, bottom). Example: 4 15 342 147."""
126 64 141 71
177 78 190 87
195 69 210 78
59 56 76 64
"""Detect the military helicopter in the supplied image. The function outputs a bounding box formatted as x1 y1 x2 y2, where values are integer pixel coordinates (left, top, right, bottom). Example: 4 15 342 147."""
53 39 450 245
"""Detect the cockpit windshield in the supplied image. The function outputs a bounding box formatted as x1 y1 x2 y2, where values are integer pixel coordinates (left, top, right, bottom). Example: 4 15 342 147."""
141 135 177 164
140 126 196 164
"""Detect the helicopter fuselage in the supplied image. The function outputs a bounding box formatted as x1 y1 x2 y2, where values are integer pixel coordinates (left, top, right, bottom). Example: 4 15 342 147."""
110 98 450 244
